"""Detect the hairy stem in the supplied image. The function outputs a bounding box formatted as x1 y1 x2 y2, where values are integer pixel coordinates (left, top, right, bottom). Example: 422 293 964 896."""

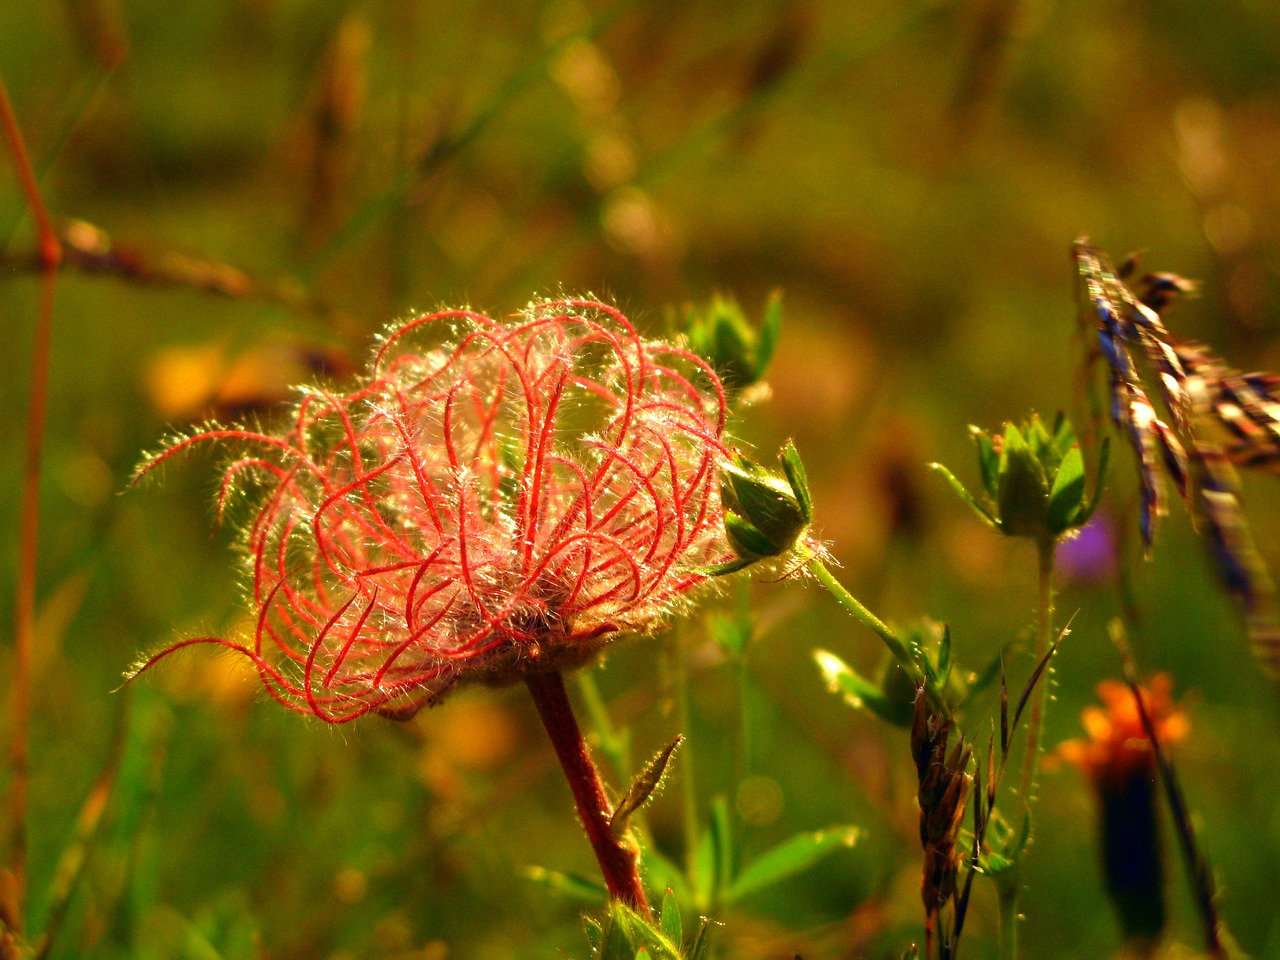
805 552 936 703
526 669 650 916
1018 539 1056 806
1 74 62 932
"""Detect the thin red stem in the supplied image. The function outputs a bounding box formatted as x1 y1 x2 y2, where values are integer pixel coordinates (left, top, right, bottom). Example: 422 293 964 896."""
1 73 62 932
525 669 650 916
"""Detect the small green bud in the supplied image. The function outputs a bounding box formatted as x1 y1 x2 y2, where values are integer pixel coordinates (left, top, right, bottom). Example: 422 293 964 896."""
683 291 782 397
997 422 1051 538
932 413 1108 545
713 440 812 574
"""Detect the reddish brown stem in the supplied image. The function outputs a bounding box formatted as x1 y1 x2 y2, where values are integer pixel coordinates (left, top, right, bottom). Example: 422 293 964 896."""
1 74 62 932
525 669 650 916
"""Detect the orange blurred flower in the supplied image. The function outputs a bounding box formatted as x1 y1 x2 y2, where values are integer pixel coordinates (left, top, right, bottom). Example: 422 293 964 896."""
1059 673 1189 952
1059 673 1188 789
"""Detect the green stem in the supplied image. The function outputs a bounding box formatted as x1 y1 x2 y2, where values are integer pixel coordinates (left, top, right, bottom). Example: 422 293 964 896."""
734 579 754 780
805 552 927 693
672 621 700 875
997 878 1020 960
1018 539 1056 807
997 539 1055 960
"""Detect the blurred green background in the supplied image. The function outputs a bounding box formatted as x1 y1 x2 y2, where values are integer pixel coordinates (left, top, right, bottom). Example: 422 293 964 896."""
5 0 1280 957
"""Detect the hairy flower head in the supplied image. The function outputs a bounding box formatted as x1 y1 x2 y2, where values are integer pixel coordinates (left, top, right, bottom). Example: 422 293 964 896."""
134 300 732 722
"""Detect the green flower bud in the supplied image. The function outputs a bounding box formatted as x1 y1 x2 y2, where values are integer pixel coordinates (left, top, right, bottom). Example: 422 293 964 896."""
683 291 782 397
932 413 1108 545
712 440 812 574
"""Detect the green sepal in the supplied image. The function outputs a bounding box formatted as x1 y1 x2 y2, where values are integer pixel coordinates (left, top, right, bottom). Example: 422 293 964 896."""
698 557 756 577
928 462 998 529
996 423 1050 538
597 902 683 960
722 457 807 553
718 443 812 568
779 439 813 522
1046 444 1086 533
722 511 778 560
584 915 604 953
972 425 1001 498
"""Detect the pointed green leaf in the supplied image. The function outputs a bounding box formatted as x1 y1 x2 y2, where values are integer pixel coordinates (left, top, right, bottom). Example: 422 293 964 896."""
1046 444 1086 533
919 642 939 687
725 826 861 902
523 866 609 904
659 889 682 949
612 737 683 837
928 463 998 528
693 798 733 910
713 310 751 384
937 623 953 681
644 848 689 906
814 650 907 725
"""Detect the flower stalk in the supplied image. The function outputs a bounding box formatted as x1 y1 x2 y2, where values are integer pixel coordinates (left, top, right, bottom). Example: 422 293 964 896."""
525 669 650 915
805 549 923 689
2 74 63 934
1018 538 1056 809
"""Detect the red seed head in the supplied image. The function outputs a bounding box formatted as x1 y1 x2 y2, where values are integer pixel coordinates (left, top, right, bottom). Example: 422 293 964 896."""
134 300 732 721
